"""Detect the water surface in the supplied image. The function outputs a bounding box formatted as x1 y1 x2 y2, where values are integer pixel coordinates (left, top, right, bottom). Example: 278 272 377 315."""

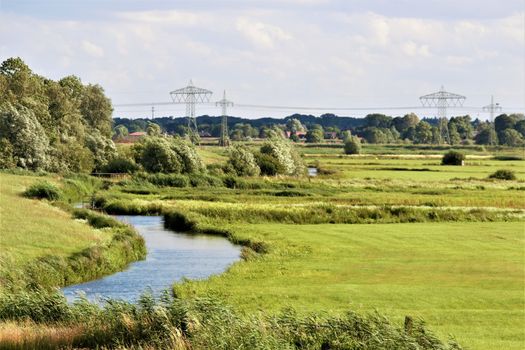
62 215 240 302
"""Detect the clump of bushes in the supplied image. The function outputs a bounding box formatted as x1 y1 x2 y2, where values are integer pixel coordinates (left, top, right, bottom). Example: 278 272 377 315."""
343 136 361 155
259 140 305 176
101 156 139 174
23 181 62 200
132 136 204 174
226 144 260 177
441 150 465 165
488 169 516 180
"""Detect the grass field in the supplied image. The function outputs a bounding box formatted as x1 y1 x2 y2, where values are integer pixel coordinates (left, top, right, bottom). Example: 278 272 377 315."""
1 144 524 349
173 221 525 350
0 173 110 266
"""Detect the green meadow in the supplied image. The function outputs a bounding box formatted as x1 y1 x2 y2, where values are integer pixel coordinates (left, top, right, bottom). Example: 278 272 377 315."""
1 144 524 349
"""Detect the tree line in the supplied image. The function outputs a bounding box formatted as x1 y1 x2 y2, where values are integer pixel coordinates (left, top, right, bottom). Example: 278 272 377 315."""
114 112 524 146
0 57 115 172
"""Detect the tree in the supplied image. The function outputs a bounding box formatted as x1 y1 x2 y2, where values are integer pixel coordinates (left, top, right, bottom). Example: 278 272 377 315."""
260 140 305 176
364 114 392 128
171 138 205 173
0 103 49 170
146 122 162 137
362 128 388 143
286 118 305 133
305 129 324 143
475 125 498 145
344 136 361 154
85 130 117 171
80 84 113 138
413 121 433 144
393 113 419 133
133 137 182 173
227 145 260 176
499 129 524 146
515 120 525 138
114 124 129 139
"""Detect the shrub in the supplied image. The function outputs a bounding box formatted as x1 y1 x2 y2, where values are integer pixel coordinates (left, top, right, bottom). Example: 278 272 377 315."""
189 174 224 187
142 173 190 187
260 140 305 176
23 181 61 200
101 156 139 173
227 144 260 177
133 137 183 173
441 150 465 165
254 152 285 176
343 136 361 154
489 169 516 180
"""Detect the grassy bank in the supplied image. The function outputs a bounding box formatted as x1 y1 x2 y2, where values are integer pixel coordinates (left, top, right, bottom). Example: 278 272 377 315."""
170 221 524 350
0 172 146 291
0 291 461 350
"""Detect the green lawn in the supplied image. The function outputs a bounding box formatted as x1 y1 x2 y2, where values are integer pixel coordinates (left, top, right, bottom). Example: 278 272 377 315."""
0 173 110 267
175 222 525 350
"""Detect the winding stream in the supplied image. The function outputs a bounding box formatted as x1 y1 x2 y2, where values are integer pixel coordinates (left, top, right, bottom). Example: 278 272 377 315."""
62 215 241 302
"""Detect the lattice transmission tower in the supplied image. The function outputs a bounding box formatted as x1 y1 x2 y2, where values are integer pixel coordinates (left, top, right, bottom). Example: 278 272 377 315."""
170 80 213 143
216 90 233 147
420 86 466 144
482 95 502 122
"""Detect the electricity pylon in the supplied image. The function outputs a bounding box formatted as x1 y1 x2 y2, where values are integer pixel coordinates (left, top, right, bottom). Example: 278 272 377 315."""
170 80 212 144
482 96 502 122
216 90 233 147
420 86 466 144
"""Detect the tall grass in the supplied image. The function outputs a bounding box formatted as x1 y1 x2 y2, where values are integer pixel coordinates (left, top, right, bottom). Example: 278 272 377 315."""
0 291 462 350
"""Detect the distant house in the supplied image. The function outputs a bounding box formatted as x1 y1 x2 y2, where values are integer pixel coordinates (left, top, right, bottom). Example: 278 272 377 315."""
285 131 307 139
115 131 146 143
199 131 212 138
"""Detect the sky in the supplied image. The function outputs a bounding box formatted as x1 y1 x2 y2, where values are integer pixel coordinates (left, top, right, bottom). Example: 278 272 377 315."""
0 0 524 120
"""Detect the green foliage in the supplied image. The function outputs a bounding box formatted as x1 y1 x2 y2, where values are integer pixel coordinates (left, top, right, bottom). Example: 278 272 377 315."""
101 156 139 174
475 125 498 145
0 138 15 168
255 152 286 176
227 144 260 177
146 122 162 136
85 130 117 171
133 137 182 173
441 151 465 166
488 169 516 180
134 173 190 187
414 121 433 144
0 102 50 170
305 129 323 143
0 57 116 173
499 129 524 146
23 181 61 200
260 140 305 176
343 136 361 154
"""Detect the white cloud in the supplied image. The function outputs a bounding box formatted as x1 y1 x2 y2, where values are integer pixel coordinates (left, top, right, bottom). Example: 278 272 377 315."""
81 40 104 58
117 10 206 25
236 17 292 49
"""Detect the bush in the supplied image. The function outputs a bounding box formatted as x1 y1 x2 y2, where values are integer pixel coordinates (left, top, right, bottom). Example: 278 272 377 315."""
260 140 305 176
142 173 190 187
343 136 361 154
488 169 516 180
254 152 285 176
227 144 260 177
189 174 224 187
23 181 61 200
441 150 465 165
101 156 139 173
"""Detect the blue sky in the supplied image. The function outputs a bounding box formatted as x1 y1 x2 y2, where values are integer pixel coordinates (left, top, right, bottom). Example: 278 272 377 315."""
1 0 524 119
